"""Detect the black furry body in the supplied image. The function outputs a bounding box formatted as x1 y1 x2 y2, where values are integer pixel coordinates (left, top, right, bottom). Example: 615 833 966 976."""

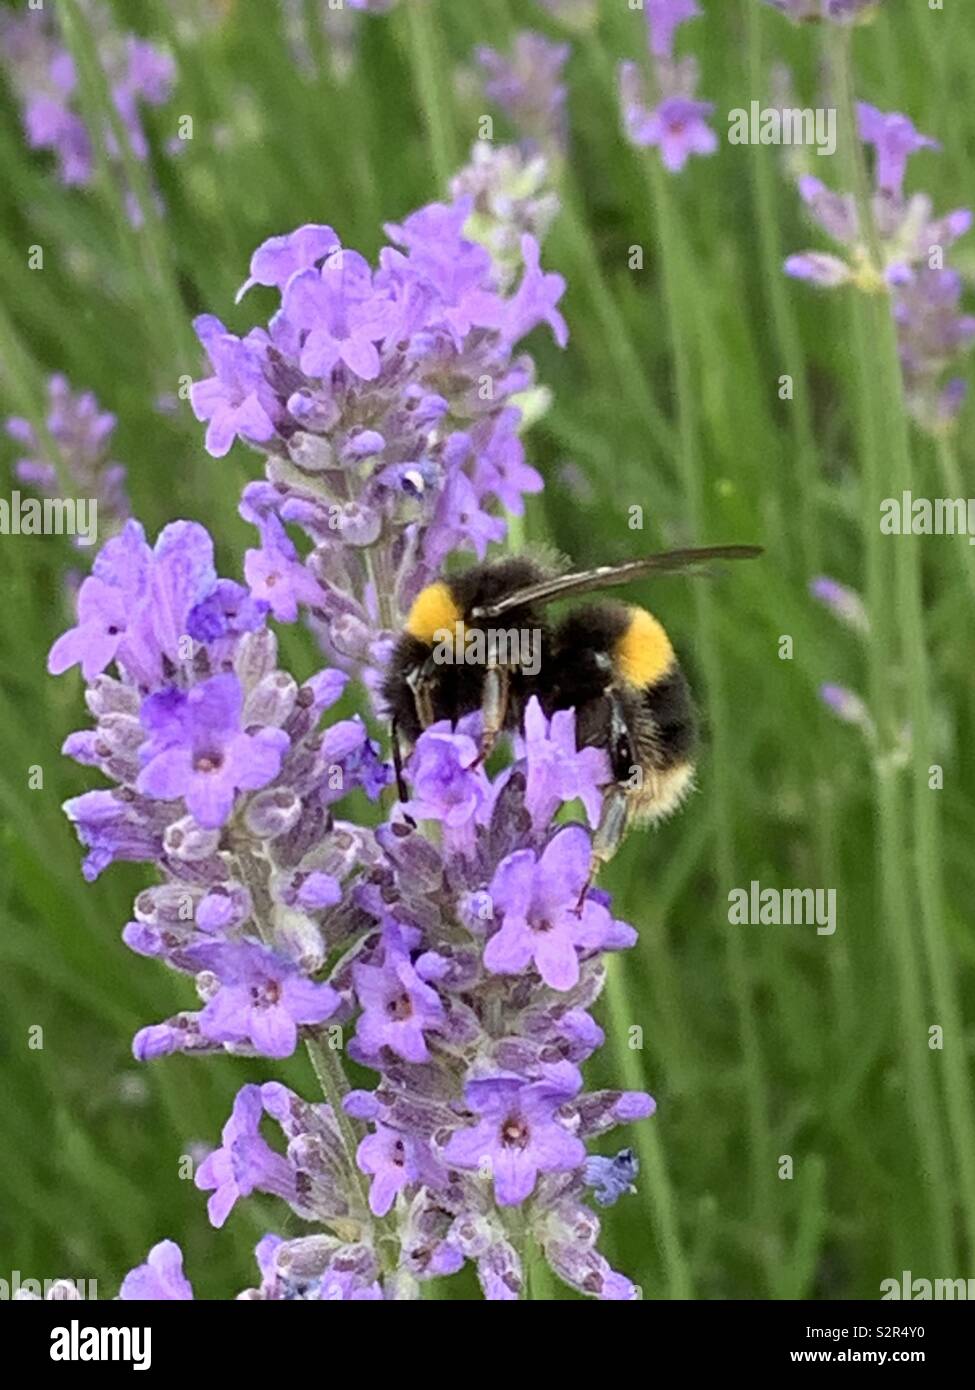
543 601 697 785
381 558 553 743
383 564 697 799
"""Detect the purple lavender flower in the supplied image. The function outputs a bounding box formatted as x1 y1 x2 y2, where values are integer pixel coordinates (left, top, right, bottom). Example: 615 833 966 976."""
194 1084 299 1226
356 1124 426 1217
403 723 490 831
352 944 446 1063
137 674 289 828
820 683 872 728
644 0 702 60
784 251 853 289
786 107 973 430
618 46 717 175
188 941 340 1057
895 268 975 432
50 180 657 1302
443 1069 586 1206
474 32 571 157
244 516 325 622
236 223 341 302
485 825 626 991
118 1240 193 1300
621 73 717 173
583 1148 640 1207
47 519 151 679
281 251 396 381
449 144 560 291
0 7 174 212
810 576 869 634
520 697 610 830
858 104 939 199
4 374 128 543
424 467 508 568
190 316 279 457
187 191 566 689
47 575 132 681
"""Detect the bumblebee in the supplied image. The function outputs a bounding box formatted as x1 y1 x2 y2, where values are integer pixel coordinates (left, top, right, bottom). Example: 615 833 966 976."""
382 545 762 898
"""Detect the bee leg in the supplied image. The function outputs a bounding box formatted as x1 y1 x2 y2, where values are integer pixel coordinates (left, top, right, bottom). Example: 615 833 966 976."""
406 656 438 729
574 783 630 914
476 637 511 764
389 715 410 805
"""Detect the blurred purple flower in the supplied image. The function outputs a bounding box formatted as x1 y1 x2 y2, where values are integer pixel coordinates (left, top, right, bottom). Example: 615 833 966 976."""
475 31 571 155
858 103 939 198
644 0 702 60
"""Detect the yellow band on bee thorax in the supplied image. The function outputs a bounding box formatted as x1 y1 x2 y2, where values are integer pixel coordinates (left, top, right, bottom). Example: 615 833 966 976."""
405 582 463 645
614 606 675 687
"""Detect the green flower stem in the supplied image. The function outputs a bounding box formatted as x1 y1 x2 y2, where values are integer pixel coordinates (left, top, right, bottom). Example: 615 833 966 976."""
933 435 975 605
645 155 776 1290
403 0 458 191
833 29 962 1268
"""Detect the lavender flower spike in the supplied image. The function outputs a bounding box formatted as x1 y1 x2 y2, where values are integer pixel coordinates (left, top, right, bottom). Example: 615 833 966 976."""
53 185 655 1301
619 6 716 173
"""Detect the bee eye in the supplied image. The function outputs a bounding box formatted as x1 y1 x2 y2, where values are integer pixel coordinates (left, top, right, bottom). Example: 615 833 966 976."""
593 652 612 671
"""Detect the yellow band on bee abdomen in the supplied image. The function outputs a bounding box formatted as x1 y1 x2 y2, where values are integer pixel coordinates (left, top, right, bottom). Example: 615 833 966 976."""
614 605 674 687
406 582 462 645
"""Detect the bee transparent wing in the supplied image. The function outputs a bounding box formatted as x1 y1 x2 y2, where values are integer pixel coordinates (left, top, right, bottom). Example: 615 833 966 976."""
471 545 763 619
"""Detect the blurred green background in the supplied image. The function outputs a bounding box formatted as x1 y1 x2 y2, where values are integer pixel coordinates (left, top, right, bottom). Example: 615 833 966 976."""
1 0 973 1299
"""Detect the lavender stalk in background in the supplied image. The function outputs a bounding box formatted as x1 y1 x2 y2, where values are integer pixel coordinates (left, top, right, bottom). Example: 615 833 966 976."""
618 0 717 173
473 31 571 160
764 0 887 21
785 103 974 433
0 1 174 222
5 375 129 547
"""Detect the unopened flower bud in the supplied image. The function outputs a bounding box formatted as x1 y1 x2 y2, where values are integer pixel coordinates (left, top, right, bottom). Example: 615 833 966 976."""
245 786 302 839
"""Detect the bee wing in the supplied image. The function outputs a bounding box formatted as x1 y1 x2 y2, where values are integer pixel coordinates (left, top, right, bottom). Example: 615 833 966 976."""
471 545 763 619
